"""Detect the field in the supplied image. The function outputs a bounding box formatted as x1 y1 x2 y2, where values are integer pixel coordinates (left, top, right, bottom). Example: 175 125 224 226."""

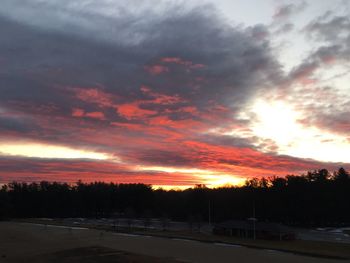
1 221 349 263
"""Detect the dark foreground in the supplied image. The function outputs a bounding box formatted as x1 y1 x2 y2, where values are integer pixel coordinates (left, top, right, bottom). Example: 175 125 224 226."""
1 222 349 263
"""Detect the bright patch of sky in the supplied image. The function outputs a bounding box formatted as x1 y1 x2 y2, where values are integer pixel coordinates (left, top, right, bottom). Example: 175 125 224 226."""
136 166 246 187
0 142 110 160
228 99 350 163
205 0 350 164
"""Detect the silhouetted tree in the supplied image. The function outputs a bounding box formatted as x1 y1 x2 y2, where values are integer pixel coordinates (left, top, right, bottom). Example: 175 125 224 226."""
336 167 349 182
0 168 349 227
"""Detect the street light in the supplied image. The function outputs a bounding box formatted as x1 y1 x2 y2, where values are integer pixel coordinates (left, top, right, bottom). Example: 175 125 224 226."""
247 201 257 240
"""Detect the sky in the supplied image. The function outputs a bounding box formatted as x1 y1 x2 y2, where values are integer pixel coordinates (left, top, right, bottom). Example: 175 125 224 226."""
0 0 349 188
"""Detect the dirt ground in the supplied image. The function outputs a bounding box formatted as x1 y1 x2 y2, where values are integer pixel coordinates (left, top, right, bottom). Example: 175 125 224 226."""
0 222 349 263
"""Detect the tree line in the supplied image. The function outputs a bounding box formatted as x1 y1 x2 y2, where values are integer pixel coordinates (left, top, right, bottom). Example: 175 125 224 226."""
0 167 349 227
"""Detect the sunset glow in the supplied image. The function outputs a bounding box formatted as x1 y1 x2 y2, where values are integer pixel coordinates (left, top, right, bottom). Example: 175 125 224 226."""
0 143 110 160
0 0 349 188
248 100 350 163
137 166 246 187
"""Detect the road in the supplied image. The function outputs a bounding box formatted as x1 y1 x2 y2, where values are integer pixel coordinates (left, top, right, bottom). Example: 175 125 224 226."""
0 222 348 263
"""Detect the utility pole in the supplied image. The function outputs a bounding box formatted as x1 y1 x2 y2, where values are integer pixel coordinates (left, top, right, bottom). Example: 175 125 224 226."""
208 200 211 227
253 200 256 240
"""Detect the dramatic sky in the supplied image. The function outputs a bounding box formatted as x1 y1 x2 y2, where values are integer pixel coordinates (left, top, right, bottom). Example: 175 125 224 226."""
0 0 349 188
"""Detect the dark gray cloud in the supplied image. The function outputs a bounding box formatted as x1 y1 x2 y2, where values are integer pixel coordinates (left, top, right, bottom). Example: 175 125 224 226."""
0 1 280 104
129 149 197 167
0 115 37 134
199 134 256 149
0 0 282 150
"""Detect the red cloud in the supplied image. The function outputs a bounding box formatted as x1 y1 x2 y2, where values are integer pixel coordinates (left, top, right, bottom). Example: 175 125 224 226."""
144 65 169 75
85 111 105 120
144 57 205 76
161 57 184 63
148 116 203 130
72 108 105 120
74 87 116 107
72 108 85 117
161 57 206 69
140 85 185 105
117 102 157 120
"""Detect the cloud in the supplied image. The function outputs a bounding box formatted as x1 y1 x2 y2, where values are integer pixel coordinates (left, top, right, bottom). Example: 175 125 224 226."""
280 11 350 137
305 14 350 43
0 1 280 132
273 1 308 20
274 23 294 35
284 10 350 86
0 143 347 186
144 65 169 75
304 13 350 60
0 156 198 185
72 108 106 120
294 87 350 136
0 0 348 185
0 1 281 110
271 1 306 36
0 114 37 134
117 102 157 120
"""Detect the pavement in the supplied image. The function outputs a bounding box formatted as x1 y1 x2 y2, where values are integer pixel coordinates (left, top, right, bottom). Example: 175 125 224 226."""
1 221 349 263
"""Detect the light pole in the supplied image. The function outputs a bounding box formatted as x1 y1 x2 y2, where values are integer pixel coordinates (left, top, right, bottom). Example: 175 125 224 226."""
253 201 256 240
208 200 211 227
248 201 257 240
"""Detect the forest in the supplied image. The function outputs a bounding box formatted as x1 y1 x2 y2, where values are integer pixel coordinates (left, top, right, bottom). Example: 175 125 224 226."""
0 167 349 227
